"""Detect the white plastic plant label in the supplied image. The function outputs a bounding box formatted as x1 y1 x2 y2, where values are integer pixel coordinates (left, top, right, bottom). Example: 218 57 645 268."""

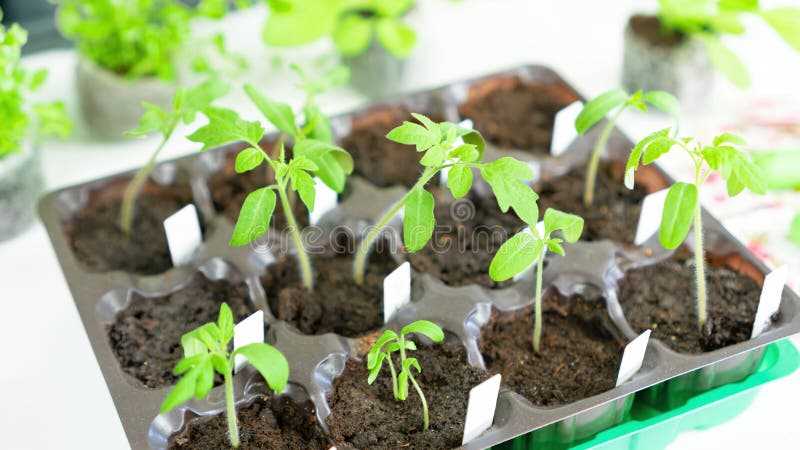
751 265 788 339
462 373 502 445
234 310 264 373
550 101 584 156
440 119 474 185
616 329 651 386
634 188 670 245
513 221 546 282
163 204 202 267
383 262 411 323
309 177 338 225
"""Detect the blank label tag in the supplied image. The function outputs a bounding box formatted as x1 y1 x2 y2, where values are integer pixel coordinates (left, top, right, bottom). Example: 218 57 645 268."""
440 119 474 185
616 330 651 386
462 373 502 445
513 221 546 282
309 177 338 225
383 262 411 323
164 204 202 267
550 101 584 156
751 265 788 338
634 188 670 245
234 310 264 373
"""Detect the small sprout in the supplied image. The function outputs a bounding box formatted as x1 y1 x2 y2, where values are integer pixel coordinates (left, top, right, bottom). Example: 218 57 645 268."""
188 79 353 291
161 303 289 448
626 130 766 329
489 209 584 353
352 114 541 285
120 77 230 235
367 320 445 431
575 88 679 207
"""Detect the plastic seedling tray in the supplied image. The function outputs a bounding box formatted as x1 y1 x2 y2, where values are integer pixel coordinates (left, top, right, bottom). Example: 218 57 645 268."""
39 65 800 449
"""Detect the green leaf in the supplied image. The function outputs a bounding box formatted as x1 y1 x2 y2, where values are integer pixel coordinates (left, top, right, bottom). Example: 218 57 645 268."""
489 231 543 282
450 144 479 163
173 354 203 375
447 165 473 199
547 239 565 256
642 136 675 164
713 132 746 147
659 182 698 250
386 121 439 151
368 330 399 368
179 77 230 124
480 157 539 225
397 365 409 400
181 334 207 358
404 187 435 252
233 343 289 394
161 366 200 413
643 91 680 117
293 139 353 193
127 102 170 137
411 113 438 131
244 84 298 137
575 89 629 134
699 34 751 89
761 8 800 52
419 144 448 167
625 128 672 189
401 320 445 342
33 102 73 139
333 14 373 57
263 0 338 46
189 107 265 151
304 104 333 143
230 187 277 246
385 340 417 353
376 18 416 58
217 303 234 346
790 212 800 247
367 352 386 384
403 357 421 375
290 167 316 212
235 147 265 173
543 208 584 243
193 357 214 399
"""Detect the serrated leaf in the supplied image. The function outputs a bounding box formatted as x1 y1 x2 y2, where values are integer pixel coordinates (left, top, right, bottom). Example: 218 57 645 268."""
233 343 289 394
480 157 539 224
387 121 439 151
642 137 675 164
447 165 473 198
659 182 698 250
643 91 680 117
575 89 629 134
489 231 543 282
333 14 373 57
543 208 584 243
189 107 265 151
230 187 277 246
420 144 448 167
235 147 264 173
401 320 444 342
290 168 316 212
293 139 353 193
450 144 479 162
404 187 435 252
244 84 298 137
217 303 234 345
376 18 416 58
161 366 200 413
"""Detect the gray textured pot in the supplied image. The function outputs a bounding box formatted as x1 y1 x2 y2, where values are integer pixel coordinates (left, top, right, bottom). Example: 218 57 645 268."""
345 42 407 99
0 140 43 241
76 57 176 140
621 17 714 103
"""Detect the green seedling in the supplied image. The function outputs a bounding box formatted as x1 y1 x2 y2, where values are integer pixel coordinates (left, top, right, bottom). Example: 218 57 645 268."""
575 88 679 207
352 114 540 285
367 320 445 431
626 130 766 329
0 11 72 158
120 77 230 235
489 209 584 353
656 0 800 88
188 82 353 290
161 303 289 448
264 0 417 59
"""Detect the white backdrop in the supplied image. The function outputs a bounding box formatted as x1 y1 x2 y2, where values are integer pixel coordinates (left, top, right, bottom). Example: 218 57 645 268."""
1 1 799 449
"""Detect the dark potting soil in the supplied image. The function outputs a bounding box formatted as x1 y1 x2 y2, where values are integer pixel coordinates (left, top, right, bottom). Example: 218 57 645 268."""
327 336 488 449
629 15 686 48
340 108 442 188
535 162 650 243
168 395 329 450
209 148 309 230
459 78 578 153
618 251 765 354
261 246 397 337
108 274 255 388
408 186 525 289
68 183 197 275
479 290 624 406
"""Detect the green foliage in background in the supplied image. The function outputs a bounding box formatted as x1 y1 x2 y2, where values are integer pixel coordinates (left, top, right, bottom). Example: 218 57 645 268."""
265 0 418 58
0 10 71 159
657 0 800 89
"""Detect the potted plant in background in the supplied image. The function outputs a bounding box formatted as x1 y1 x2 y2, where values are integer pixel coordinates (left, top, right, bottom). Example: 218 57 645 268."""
0 11 71 241
265 0 417 97
622 0 800 103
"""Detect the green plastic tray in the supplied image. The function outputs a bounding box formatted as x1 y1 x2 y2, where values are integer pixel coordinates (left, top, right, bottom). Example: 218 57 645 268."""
494 340 799 450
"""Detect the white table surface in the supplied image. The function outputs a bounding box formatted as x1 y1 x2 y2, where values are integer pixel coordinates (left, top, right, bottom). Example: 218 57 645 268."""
1 1 799 449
